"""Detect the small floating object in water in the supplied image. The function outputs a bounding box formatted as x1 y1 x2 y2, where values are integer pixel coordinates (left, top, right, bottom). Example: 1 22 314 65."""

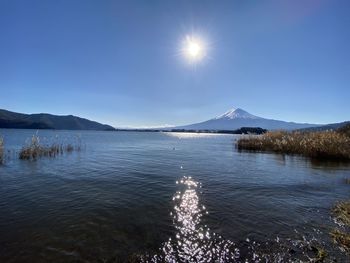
180 165 183 169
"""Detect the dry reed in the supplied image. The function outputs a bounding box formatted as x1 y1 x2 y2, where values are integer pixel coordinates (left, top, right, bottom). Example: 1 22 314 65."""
19 134 81 160
237 129 350 160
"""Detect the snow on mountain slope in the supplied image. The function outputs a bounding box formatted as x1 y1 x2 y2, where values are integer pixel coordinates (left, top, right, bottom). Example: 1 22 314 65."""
214 108 261 120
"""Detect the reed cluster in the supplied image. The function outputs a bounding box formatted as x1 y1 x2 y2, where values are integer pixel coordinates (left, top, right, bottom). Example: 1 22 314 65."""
237 128 350 160
0 136 4 164
331 201 350 253
338 124 350 137
19 134 80 160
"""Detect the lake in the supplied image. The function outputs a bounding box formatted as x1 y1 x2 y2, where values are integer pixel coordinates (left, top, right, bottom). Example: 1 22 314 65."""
0 129 349 262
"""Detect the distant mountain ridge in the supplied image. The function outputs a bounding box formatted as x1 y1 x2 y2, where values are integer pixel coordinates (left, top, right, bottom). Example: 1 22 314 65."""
0 109 115 131
174 107 321 131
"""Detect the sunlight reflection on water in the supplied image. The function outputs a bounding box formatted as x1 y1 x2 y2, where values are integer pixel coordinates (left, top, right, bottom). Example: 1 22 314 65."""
143 176 238 262
141 177 344 263
164 132 227 139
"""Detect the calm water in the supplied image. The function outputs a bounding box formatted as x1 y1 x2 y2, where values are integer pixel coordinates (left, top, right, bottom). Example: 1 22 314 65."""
0 129 349 262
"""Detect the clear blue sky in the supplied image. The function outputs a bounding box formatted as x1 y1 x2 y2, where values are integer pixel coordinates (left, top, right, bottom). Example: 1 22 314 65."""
0 0 349 127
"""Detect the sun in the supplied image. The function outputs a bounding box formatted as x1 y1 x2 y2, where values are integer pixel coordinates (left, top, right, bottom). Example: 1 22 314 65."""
188 41 201 57
182 35 206 63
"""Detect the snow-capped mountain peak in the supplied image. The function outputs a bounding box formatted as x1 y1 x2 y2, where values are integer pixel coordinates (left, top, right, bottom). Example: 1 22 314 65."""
215 108 260 120
174 106 318 130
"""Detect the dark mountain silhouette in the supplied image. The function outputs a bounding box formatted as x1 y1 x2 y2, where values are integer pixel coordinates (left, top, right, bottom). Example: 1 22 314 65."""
0 109 115 131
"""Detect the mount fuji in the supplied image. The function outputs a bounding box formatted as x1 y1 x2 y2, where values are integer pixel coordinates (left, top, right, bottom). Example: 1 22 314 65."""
174 108 319 131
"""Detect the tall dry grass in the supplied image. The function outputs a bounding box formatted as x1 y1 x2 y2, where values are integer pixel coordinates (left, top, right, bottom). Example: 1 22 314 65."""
237 129 350 160
338 123 350 137
19 134 81 160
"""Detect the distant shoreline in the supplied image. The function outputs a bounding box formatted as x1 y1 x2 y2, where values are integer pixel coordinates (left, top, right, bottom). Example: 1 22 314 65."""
0 127 267 135
113 127 267 135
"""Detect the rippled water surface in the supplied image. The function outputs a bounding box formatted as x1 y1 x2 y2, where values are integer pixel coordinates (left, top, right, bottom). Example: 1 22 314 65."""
0 129 349 262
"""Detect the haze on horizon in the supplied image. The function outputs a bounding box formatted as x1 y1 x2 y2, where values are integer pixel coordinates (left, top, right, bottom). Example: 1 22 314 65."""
0 0 349 128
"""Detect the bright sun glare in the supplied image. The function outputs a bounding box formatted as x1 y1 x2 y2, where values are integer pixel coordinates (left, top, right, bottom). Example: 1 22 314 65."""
182 35 206 63
188 41 201 57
